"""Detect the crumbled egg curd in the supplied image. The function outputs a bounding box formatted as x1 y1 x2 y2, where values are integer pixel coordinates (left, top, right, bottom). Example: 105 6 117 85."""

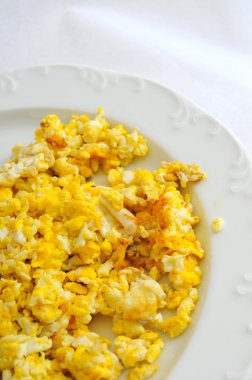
212 216 224 233
0 108 206 380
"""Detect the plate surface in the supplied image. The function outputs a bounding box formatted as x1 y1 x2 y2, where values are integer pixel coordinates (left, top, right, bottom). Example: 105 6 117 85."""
0 65 252 380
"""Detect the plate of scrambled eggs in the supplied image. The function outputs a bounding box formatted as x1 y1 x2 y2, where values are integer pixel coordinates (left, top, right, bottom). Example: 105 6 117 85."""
0 65 251 380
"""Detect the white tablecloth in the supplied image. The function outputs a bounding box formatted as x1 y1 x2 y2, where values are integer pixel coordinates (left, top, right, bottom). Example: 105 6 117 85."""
1 0 251 153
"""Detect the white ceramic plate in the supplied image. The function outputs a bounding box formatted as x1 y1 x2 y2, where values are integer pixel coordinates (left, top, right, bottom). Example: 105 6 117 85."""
0 65 252 380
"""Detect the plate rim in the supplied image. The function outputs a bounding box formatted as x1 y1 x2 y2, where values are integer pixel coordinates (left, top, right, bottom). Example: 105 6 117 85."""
1 63 251 165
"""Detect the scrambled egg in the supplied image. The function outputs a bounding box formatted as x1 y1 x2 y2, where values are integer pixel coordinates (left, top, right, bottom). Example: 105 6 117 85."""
212 216 224 233
0 108 205 380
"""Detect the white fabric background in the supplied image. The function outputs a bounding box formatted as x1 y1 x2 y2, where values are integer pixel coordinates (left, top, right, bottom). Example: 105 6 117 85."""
0 0 252 152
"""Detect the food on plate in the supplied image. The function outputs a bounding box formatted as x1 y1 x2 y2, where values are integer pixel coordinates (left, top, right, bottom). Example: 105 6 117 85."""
212 216 224 233
0 108 205 379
